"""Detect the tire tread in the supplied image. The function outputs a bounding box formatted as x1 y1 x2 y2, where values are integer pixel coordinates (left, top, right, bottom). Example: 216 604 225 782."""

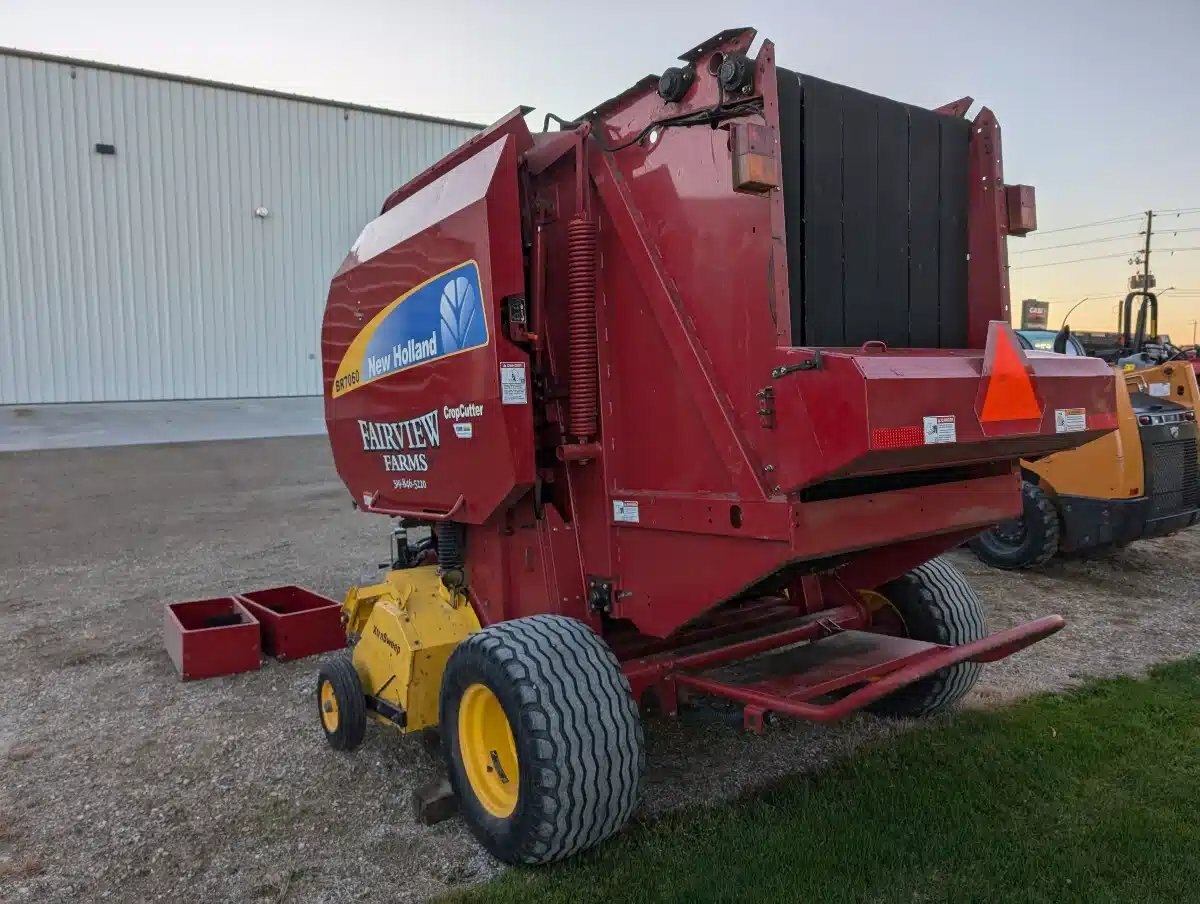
969 481 1060 569
441 615 644 864
869 557 987 718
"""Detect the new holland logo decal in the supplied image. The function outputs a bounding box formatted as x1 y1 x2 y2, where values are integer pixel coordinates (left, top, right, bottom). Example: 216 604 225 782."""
332 260 489 398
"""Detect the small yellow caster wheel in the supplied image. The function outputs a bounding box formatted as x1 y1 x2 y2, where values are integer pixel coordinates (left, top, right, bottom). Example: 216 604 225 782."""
316 656 366 751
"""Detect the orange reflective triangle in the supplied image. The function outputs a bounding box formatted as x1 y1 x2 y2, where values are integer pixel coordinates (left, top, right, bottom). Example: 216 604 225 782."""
980 334 1042 422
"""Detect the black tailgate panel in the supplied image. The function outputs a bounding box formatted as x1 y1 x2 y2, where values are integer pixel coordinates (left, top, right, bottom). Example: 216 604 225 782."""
776 68 970 349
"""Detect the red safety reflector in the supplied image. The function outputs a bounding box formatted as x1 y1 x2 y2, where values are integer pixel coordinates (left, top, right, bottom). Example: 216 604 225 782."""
871 425 923 449
979 330 1042 423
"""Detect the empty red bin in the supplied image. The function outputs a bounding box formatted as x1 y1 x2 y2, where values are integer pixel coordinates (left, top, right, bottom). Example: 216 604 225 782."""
239 586 345 662
164 596 261 680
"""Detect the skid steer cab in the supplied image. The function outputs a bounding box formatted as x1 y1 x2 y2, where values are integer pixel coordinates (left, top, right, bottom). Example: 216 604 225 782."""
315 27 1116 866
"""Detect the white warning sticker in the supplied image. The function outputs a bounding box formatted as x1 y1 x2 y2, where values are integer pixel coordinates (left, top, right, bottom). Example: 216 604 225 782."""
923 415 956 444
1149 382 1171 398
453 422 473 439
1054 408 1087 433
613 500 640 523
500 361 528 405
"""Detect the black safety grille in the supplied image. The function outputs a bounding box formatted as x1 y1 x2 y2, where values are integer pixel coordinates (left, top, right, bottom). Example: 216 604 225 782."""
1145 436 1200 518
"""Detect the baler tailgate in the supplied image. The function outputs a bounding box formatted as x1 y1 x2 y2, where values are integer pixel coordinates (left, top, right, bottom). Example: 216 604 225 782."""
671 617 1064 732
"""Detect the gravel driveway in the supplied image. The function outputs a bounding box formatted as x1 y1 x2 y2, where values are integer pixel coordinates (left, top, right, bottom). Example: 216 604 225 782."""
2 438 1196 902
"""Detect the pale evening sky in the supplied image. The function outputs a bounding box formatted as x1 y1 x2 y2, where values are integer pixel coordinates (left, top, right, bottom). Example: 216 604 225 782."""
4 0 1199 340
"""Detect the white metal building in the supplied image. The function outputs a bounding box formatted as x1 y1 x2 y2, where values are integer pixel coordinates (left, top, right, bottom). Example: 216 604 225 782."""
0 48 480 405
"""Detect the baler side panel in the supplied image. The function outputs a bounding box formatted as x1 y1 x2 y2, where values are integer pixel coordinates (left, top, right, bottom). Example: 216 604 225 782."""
594 188 747 493
322 135 533 524
591 60 784 500
462 496 593 630
612 530 791 636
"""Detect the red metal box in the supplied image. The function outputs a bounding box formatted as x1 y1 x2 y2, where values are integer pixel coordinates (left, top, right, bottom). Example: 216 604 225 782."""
1005 183 1037 236
239 586 344 661
164 596 261 680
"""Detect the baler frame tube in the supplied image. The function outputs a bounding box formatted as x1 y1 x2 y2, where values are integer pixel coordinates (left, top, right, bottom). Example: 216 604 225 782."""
622 603 867 695
667 616 1063 725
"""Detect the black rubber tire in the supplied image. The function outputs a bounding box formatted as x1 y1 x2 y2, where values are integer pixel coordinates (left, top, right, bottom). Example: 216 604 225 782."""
968 481 1060 569
439 615 645 865
868 557 987 718
316 656 367 751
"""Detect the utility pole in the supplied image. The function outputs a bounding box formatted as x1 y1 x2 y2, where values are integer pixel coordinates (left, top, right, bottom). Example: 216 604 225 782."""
1143 209 1153 295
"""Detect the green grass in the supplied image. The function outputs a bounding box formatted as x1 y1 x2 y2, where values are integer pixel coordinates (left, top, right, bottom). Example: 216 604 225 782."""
455 659 1200 903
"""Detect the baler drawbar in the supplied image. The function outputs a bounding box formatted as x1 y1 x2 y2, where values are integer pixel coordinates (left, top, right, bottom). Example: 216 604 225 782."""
316 27 1118 864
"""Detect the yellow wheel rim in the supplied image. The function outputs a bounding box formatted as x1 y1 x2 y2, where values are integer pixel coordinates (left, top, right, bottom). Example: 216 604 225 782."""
458 683 519 818
858 589 907 637
319 681 340 732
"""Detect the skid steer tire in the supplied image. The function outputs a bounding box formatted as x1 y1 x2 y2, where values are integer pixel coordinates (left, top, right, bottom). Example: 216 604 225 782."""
316 655 367 751
867 557 987 719
968 481 1060 569
439 615 644 865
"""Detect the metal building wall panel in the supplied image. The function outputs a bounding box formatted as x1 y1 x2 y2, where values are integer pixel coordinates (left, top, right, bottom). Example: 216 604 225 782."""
0 51 479 403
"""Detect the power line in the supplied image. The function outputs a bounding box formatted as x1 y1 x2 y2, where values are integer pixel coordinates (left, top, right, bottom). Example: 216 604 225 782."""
1022 207 1200 240
1025 291 1129 300
1028 214 1145 237
1010 251 1138 270
1153 226 1200 236
1010 246 1200 271
1010 232 1142 254
1032 286 1183 298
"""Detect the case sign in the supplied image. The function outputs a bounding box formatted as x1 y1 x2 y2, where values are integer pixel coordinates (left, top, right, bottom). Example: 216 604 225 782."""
1020 299 1049 329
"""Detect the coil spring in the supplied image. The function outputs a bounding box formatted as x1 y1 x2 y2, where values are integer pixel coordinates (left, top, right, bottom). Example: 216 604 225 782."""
566 215 599 439
435 523 465 588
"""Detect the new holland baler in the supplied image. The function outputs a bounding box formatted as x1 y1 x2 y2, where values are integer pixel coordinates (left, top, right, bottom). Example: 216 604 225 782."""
316 28 1118 865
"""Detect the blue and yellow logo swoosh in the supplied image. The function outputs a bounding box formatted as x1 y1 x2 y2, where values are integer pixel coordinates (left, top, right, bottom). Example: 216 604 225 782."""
332 260 489 399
